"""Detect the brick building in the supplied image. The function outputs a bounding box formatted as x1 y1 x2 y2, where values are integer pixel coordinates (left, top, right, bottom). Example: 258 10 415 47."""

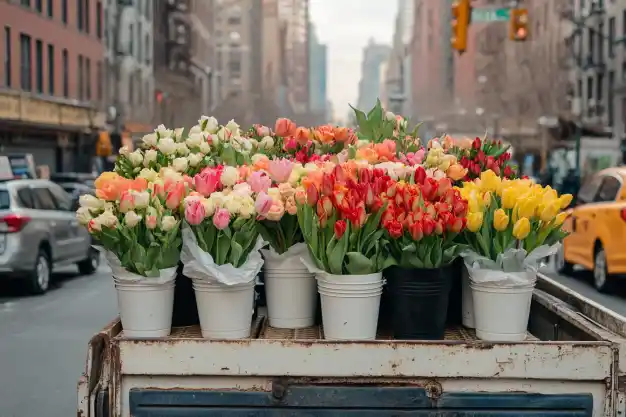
0 0 106 173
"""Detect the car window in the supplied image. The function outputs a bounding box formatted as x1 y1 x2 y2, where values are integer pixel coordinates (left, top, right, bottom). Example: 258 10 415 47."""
595 176 622 202
0 190 9 209
48 184 73 211
31 187 59 210
16 187 35 209
577 176 603 204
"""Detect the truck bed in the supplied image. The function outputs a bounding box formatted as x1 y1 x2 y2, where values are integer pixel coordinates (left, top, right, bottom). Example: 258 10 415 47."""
79 273 626 417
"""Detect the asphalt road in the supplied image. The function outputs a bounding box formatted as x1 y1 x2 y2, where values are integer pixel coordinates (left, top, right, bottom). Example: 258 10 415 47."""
0 263 116 417
1 261 626 417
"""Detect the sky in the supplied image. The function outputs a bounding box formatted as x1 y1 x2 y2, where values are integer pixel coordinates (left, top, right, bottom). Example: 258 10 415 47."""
309 0 397 121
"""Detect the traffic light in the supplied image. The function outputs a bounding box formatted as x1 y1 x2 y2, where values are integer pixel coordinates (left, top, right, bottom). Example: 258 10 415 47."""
509 8 529 41
451 0 471 54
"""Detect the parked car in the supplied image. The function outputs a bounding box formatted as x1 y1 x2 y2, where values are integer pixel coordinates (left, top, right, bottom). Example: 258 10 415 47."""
58 182 95 200
0 179 99 294
50 172 96 189
556 166 626 292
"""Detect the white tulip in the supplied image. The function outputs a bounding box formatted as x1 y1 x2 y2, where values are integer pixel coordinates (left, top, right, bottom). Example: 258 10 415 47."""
143 149 158 166
201 197 216 216
155 124 173 138
385 111 396 121
76 206 93 225
187 153 203 167
260 136 274 149
217 127 231 143
124 211 142 227
161 215 178 231
157 137 177 155
79 194 104 211
199 141 211 154
221 166 239 187
239 201 254 219
201 116 219 133
96 211 118 229
186 132 204 148
172 157 189 172
128 150 143 167
188 125 202 135
142 133 158 148
176 142 190 156
132 191 151 209
209 133 219 146
138 168 158 183
225 119 240 132
173 127 185 142
119 146 131 156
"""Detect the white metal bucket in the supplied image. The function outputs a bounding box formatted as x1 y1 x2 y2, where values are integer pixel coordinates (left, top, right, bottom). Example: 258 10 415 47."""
461 265 475 328
114 279 175 338
317 273 383 341
193 280 255 339
470 281 535 342
264 263 317 329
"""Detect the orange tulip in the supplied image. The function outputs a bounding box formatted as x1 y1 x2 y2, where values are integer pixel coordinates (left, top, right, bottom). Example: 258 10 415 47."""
313 125 335 144
294 126 311 145
446 163 468 181
274 118 296 137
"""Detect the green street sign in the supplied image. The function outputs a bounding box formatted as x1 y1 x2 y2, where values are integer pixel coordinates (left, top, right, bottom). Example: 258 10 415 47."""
471 7 510 22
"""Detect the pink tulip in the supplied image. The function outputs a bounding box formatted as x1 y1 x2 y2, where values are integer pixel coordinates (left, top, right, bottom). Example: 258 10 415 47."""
194 167 222 196
254 191 273 219
212 208 230 230
146 215 158 229
254 124 270 137
247 170 272 193
185 199 206 226
268 158 294 183
119 190 134 212
165 182 186 210
283 137 297 151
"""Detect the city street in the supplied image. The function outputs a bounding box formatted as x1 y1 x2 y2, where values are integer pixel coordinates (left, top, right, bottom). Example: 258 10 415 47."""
0 264 116 417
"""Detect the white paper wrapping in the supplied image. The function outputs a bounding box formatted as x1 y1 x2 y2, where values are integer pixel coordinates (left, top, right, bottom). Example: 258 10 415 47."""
261 243 311 271
99 248 177 284
462 243 560 288
180 223 264 286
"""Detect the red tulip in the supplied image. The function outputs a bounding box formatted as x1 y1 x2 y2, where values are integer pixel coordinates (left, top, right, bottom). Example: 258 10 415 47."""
334 220 347 239
408 220 423 241
306 183 319 206
422 217 436 236
386 220 403 239
413 166 427 184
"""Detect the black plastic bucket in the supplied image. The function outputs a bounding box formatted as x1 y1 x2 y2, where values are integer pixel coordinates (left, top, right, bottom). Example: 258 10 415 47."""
386 264 454 340
171 263 200 327
446 258 463 326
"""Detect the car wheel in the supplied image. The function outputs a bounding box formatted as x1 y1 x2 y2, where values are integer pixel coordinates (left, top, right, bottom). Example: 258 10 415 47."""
28 249 51 295
77 247 100 275
555 244 574 275
593 245 613 293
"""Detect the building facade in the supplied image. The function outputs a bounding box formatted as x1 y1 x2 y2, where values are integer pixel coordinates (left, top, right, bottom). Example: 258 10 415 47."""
355 39 390 112
308 22 327 125
0 0 106 173
386 0 414 118
103 0 155 143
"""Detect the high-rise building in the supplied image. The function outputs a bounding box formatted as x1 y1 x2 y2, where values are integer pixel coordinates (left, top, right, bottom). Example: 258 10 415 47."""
103 0 155 143
386 0 414 118
356 39 390 112
0 0 106 173
308 23 327 124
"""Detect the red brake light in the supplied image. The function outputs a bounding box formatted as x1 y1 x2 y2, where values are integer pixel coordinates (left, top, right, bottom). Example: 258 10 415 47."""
0 214 31 233
621 208 626 222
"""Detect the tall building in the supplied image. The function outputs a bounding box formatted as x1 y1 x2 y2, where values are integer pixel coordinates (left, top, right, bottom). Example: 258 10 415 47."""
386 0 414 118
259 0 283 125
0 0 106 173
103 0 155 143
308 23 327 125
356 39 390 112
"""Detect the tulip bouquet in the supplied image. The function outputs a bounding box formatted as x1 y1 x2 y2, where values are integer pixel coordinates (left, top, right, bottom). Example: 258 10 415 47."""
76 171 185 277
450 136 518 181
422 139 469 183
297 163 395 275
461 170 572 262
381 169 469 269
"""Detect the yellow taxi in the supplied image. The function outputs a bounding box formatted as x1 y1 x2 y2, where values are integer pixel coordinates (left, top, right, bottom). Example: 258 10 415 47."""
556 167 626 292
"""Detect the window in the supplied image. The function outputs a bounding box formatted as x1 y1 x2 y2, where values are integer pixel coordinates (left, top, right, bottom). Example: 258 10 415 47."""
77 0 83 31
48 184 72 211
609 17 615 57
577 175 603 204
129 23 134 55
595 176 622 202
61 0 67 23
598 23 605 63
47 0 53 17
597 72 604 106
144 33 150 64
62 48 68 97
623 9 626 39
96 61 102 101
35 0 42 12
4 27 11 88
19 33 32 92
32 187 58 210
47 44 54 95
20 0 30 7
77 54 83 99
85 57 91 100
16 188 34 209
588 28 595 61
0 191 10 210
84 0 90 34
35 39 43 93
609 70 615 126
96 1 102 39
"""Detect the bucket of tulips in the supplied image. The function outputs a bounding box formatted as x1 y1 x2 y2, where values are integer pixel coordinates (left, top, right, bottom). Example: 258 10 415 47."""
76 171 186 338
181 165 265 339
296 163 395 340
459 170 572 341
381 167 468 340
246 157 318 329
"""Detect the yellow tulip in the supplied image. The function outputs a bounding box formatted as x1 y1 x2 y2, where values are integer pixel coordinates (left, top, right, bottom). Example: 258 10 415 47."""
483 191 492 207
558 194 573 209
479 170 501 192
516 197 538 219
467 212 484 232
493 208 510 231
468 192 484 213
554 211 568 227
512 217 531 240
539 200 561 223
501 187 518 209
